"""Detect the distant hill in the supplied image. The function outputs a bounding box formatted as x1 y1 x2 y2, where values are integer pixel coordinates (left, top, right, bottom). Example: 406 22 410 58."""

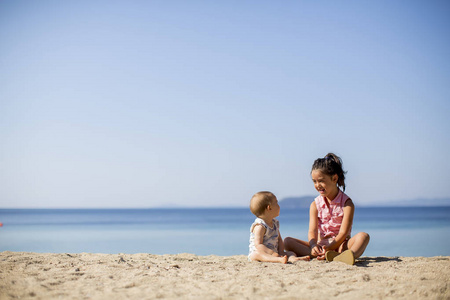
279 196 450 208
279 196 315 209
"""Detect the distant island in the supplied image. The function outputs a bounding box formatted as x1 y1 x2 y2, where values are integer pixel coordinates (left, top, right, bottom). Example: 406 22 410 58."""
279 196 450 208
279 196 315 208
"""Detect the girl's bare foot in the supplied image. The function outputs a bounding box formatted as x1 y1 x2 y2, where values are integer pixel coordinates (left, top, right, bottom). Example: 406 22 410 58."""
280 255 288 264
288 255 310 263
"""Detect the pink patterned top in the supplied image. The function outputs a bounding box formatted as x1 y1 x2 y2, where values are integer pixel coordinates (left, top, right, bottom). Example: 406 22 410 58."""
314 190 352 240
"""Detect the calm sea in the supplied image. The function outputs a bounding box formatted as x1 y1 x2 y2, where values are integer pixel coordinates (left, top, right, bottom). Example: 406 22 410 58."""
0 207 449 257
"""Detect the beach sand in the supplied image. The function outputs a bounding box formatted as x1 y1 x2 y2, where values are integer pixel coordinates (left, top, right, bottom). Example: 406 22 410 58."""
0 251 449 299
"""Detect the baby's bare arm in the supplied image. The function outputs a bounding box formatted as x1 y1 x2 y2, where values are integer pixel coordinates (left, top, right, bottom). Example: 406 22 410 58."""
252 224 278 256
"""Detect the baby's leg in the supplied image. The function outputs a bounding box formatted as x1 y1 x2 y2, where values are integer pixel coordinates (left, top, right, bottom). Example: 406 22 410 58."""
347 232 370 258
250 251 288 264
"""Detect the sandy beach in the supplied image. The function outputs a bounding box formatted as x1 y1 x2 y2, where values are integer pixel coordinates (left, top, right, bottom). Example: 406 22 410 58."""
0 251 449 300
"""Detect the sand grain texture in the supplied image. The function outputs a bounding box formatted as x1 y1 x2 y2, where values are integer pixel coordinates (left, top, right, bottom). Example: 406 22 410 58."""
0 251 449 299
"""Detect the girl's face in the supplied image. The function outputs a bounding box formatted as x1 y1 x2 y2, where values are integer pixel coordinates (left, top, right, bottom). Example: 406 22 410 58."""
311 170 339 200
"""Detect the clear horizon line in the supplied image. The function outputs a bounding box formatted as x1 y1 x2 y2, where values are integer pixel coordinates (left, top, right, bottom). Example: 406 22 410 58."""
1 204 450 210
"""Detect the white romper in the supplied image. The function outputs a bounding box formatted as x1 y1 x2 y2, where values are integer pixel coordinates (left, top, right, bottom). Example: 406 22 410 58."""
248 218 280 260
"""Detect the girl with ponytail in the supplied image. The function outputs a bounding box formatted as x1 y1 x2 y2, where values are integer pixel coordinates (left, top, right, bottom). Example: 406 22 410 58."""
284 153 370 265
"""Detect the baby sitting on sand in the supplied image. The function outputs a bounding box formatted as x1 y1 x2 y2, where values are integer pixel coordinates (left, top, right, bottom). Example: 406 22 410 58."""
248 191 310 263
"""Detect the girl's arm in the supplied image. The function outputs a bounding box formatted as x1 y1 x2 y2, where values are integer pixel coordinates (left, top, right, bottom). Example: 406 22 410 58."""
307 202 322 256
252 224 278 256
325 199 354 251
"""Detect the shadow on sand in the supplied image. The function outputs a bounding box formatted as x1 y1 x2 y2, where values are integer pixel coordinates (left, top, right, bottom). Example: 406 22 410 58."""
356 256 403 267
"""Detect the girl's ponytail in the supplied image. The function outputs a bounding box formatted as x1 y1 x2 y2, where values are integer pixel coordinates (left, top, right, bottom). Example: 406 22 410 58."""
312 153 347 191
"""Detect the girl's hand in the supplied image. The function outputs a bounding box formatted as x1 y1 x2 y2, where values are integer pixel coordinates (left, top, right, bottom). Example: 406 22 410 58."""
310 245 323 257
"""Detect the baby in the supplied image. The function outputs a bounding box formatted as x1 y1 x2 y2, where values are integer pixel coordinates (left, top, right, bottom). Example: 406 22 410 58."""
248 191 310 263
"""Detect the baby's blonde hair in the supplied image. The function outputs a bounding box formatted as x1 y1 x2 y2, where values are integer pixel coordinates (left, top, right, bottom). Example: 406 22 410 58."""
250 191 276 217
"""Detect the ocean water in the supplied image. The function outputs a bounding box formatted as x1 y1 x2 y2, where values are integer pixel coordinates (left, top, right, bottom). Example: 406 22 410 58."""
0 207 449 257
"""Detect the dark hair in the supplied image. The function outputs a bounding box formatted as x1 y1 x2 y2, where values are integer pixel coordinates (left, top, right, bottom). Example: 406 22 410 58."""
311 153 347 191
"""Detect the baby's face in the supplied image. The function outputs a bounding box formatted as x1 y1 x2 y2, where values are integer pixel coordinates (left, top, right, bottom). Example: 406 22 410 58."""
270 197 280 217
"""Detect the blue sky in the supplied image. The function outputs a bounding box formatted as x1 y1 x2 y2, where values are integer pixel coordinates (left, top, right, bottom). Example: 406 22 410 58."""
1 0 449 208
